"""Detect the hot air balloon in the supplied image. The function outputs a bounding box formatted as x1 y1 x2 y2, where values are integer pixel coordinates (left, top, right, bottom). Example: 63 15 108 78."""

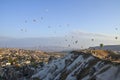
25 20 27 23
75 40 78 44
33 19 36 22
91 39 94 41
68 44 70 47
41 17 43 20
21 29 23 31
115 37 118 40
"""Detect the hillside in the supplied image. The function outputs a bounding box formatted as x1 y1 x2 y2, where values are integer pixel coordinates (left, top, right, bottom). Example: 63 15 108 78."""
0 48 120 80
89 45 120 51
32 50 120 80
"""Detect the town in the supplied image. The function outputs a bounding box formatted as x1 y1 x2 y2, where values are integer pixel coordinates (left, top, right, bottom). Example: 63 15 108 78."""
0 48 65 80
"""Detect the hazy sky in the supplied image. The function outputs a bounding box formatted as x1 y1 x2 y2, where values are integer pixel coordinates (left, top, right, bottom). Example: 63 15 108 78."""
0 0 120 38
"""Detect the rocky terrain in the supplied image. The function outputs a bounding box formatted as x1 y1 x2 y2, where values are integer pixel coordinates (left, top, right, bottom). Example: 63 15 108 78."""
32 49 120 80
0 48 120 80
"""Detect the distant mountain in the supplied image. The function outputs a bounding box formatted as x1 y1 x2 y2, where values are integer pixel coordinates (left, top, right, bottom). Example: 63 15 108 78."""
89 45 120 51
0 31 119 51
0 37 74 52
22 46 74 52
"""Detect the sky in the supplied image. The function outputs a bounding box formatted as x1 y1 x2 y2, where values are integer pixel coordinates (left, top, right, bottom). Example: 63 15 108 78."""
0 0 120 38
0 0 120 49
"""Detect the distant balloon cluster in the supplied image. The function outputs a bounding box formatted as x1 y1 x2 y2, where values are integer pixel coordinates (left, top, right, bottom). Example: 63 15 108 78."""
64 35 80 48
19 8 71 34
115 27 119 40
20 29 27 32
19 9 119 49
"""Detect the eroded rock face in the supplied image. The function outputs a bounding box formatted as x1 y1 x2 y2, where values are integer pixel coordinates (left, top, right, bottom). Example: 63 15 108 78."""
0 49 120 80
32 51 120 80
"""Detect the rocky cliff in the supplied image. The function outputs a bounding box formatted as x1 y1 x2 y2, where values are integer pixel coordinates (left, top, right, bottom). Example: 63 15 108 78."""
32 50 120 80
